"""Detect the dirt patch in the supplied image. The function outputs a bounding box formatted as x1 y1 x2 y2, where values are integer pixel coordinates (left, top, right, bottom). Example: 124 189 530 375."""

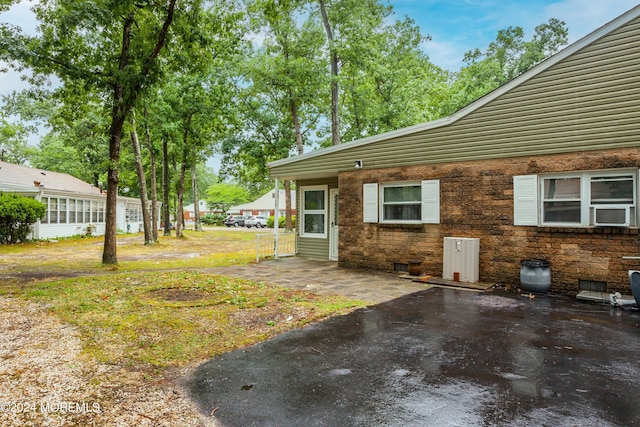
148 287 213 302
0 269 90 284
228 305 313 333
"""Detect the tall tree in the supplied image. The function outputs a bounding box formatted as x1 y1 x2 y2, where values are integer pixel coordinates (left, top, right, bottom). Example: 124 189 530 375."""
205 182 249 213
143 106 159 241
339 15 447 140
441 18 568 115
0 113 33 164
129 112 154 244
1 0 200 264
157 1 244 236
318 0 339 145
233 0 326 229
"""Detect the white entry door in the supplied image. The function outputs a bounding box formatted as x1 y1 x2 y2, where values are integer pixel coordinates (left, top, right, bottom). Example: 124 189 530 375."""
329 188 339 261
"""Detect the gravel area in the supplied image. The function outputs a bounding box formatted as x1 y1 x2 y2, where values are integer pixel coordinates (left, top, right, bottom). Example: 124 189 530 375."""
0 297 216 427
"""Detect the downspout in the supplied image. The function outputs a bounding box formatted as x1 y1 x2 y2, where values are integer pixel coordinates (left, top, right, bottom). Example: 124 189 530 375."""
274 178 279 260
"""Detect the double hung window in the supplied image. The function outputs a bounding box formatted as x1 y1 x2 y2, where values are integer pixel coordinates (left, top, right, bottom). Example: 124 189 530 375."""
363 180 440 224
514 170 637 227
542 176 581 224
301 186 327 238
382 184 422 221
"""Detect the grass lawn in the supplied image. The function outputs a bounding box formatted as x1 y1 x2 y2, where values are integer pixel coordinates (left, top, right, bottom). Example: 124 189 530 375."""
0 229 365 370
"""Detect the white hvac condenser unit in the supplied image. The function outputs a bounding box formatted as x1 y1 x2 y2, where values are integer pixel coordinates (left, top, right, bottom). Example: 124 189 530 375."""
443 237 480 283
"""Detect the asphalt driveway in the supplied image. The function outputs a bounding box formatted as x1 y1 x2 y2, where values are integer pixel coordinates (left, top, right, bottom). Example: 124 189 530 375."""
186 287 640 426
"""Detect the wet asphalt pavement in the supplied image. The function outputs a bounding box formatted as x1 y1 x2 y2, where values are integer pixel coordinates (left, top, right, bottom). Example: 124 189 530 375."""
186 288 640 426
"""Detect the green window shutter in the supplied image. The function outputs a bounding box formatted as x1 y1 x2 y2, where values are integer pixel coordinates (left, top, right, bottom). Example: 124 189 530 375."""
363 183 379 223
421 180 440 224
514 175 538 226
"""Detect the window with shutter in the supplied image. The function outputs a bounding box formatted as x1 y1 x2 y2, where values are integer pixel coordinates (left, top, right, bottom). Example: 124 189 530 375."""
363 180 440 224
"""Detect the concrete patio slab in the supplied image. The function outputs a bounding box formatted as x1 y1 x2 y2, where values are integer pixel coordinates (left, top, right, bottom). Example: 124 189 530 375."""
208 257 433 304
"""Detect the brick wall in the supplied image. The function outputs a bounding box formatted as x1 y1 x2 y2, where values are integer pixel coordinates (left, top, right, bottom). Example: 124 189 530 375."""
338 148 640 295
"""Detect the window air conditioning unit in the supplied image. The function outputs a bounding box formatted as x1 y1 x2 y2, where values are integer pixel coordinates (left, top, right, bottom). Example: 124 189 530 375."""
593 205 630 226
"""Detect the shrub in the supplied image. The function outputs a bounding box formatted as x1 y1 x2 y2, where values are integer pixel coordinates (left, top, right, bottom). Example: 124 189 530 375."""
201 213 225 226
0 193 46 244
267 215 296 229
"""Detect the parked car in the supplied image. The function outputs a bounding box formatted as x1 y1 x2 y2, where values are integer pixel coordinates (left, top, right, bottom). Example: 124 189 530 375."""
224 215 245 227
245 215 268 228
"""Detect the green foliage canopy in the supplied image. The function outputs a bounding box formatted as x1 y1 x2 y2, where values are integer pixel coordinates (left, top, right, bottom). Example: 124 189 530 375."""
206 182 249 213
440 18 568 115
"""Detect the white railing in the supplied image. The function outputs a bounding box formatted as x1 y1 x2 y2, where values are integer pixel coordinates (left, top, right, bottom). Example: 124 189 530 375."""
256 232 297 262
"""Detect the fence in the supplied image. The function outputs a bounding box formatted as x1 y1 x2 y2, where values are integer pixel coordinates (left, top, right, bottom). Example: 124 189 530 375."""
256 232 297 262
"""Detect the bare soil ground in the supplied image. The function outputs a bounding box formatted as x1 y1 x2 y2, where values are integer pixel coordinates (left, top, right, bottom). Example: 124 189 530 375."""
0 229 317 427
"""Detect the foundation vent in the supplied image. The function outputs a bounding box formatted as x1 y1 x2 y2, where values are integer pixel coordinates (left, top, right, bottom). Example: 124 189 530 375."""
579 279 607 293
394 262 409 272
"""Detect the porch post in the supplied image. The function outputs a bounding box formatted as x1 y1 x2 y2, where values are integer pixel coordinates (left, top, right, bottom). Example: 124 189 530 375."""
274 177 279 260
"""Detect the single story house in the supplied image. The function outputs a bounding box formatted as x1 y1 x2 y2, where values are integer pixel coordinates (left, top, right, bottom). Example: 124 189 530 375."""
230 189 296 218
268 5 640 295
0 161 158 239
184 200 217 222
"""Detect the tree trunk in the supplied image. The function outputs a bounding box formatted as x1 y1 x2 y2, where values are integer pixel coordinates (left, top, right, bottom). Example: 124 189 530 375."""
144 106 158 242
102 3 175 263
319 0 340 145
130 112 153 244
102 14 136 265
290 100 304 155
191 159 202 232
284 180 292 232
176 158 188 238
287 100 305 234
175 113 193 238
102 109 125 264
161 136 171 236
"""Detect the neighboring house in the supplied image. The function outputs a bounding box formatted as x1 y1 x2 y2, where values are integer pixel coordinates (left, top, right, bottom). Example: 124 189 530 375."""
268 6 640 295
184 200 217 221
0 161 159 239
229 189 297 218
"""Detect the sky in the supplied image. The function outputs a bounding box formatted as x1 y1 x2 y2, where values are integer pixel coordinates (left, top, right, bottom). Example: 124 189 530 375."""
1 0 639 171
389 0 640 71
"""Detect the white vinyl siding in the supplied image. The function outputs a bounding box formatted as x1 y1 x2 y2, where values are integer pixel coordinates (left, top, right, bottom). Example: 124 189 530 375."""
363 180 440 224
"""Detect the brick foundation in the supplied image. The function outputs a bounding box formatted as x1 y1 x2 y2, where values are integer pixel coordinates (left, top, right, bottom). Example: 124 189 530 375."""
338 148 640 295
